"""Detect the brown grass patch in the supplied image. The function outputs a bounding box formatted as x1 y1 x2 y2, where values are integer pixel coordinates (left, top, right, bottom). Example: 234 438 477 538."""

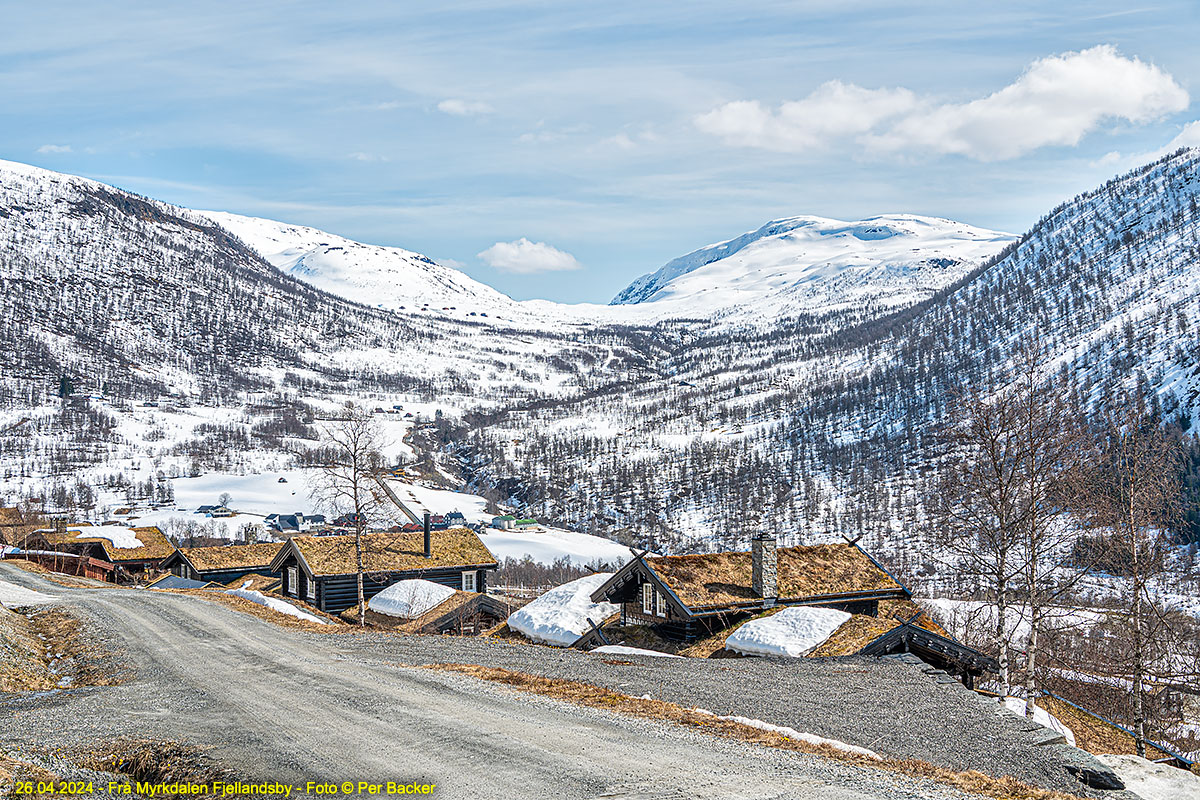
0 607 54 692
648 543 902 610
193 591 346 632
76 738 231 785
0 752 61 799
426 663 1089 800
1038 695 1177 762
26 606 127 688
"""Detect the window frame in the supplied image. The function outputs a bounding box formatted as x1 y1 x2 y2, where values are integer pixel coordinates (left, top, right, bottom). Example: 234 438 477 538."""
462 570 477 592
287 566 298 597
641 582 654 615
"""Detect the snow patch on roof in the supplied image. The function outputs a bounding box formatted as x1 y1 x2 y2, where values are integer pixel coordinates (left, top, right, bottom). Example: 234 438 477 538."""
724 606 851 657
506 573 618 647
70 525 143 550
368 579 457 619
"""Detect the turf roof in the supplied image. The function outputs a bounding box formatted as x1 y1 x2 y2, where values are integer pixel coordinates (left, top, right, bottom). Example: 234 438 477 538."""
282 527 497 577
646 543 904 610
42 525 176 562
179 542 283 572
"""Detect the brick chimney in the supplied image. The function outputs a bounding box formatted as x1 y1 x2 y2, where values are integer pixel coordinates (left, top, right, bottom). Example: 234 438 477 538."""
423 512 432 558
751 534 777 605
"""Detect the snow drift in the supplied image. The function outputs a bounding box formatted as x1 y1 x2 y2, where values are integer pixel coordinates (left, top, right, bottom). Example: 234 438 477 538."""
368 579 456 619
506 573 618 647
724 606 851 657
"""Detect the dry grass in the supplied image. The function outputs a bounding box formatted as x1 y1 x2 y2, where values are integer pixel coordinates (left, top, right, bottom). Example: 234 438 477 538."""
289 527 496 577
1038 695 1177 762
427 663 1089 800
77 738 231 785
648 543 902 610
0 607 54 692
0 752 60 799
180 543 283 573
191 590 347 632
26 607 128 688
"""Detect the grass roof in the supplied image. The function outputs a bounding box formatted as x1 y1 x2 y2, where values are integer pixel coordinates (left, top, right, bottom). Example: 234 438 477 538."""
647 543 903 610
289 527 497 577
181 542 283 572
809 599 952 657
1038 695 1179 762
222 572 281 592
43 525 175 562
0 507 23 527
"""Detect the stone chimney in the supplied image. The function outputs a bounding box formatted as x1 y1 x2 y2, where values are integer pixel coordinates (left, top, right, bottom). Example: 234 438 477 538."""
751 534 777 605
423 512 432 558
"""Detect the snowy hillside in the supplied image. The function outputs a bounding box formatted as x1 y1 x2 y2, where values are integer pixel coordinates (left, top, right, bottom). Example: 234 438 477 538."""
611 214 1014 317
198 210 522 317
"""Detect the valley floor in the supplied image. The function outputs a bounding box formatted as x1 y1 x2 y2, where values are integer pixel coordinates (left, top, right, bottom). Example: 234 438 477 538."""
0 564 1125 800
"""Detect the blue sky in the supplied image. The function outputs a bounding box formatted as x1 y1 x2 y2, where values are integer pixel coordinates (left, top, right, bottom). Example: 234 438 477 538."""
4 2 1199 302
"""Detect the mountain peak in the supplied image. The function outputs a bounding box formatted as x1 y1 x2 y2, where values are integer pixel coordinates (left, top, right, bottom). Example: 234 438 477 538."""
611 213 1016 315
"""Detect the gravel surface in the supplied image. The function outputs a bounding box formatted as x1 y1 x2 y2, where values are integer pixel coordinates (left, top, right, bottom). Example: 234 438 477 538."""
0 565 1133 800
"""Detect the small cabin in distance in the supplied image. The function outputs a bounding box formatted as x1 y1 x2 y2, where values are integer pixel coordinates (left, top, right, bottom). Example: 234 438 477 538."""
161 542 283 585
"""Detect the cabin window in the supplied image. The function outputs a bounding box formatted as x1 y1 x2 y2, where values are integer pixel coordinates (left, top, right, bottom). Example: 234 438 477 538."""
305 574 315 601
655 591 668 618
462 571 477 592
287 566 298 597
641 582 654 615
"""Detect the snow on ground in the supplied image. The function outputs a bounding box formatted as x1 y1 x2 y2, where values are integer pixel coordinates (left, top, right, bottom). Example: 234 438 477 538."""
1003 697 1076 747
69 525 142 549
225 585 327 625
169 470 317 517
921 599 1106 646
506 573 618 647
590 645 682 659
1096 754 1200 800
724 606 851 657
690 709 882 760
0 579 56 608
379 479 490 522
482 525 633 567
368 579 456 619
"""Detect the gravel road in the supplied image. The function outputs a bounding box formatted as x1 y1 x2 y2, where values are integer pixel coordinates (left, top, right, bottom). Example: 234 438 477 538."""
0 566 1131 800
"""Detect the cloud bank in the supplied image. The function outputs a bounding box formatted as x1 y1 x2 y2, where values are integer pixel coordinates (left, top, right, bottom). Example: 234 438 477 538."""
697 46 1188 161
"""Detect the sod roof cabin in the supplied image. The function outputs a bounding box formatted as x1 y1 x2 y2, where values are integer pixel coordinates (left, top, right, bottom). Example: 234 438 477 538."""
269 527 498 613
0 507 26 545
161 542 284 584
591 536 908 637
587 535 998 686
25 524 176 582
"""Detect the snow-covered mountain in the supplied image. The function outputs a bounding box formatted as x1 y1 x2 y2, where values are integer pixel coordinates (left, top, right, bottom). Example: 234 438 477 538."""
612 214 1015 317
197 210 522 316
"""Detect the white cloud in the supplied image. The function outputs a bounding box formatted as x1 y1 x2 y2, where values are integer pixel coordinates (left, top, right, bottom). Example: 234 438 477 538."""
697 46 1189 161
437 98 493 116
696 81 916 152
477 238 581 274
348 152 390 162
36 144 72 154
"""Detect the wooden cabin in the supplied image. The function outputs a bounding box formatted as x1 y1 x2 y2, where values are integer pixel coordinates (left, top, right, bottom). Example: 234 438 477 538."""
591 536 909 640
0 507 27 546
587 535 996 686
32 524 176 582
161 542 283 585
269 527 498 613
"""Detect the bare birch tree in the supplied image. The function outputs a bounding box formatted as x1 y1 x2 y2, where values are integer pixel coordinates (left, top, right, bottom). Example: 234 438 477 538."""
1011 344 1093 718
933 388 1025 699
309 403 388 626
1082 395 1182 755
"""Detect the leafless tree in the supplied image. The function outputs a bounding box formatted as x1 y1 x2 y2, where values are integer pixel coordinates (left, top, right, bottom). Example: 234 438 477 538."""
309 403 388 626
1011 344 1093 719
933 388 1025 698
1080 395 1183 755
